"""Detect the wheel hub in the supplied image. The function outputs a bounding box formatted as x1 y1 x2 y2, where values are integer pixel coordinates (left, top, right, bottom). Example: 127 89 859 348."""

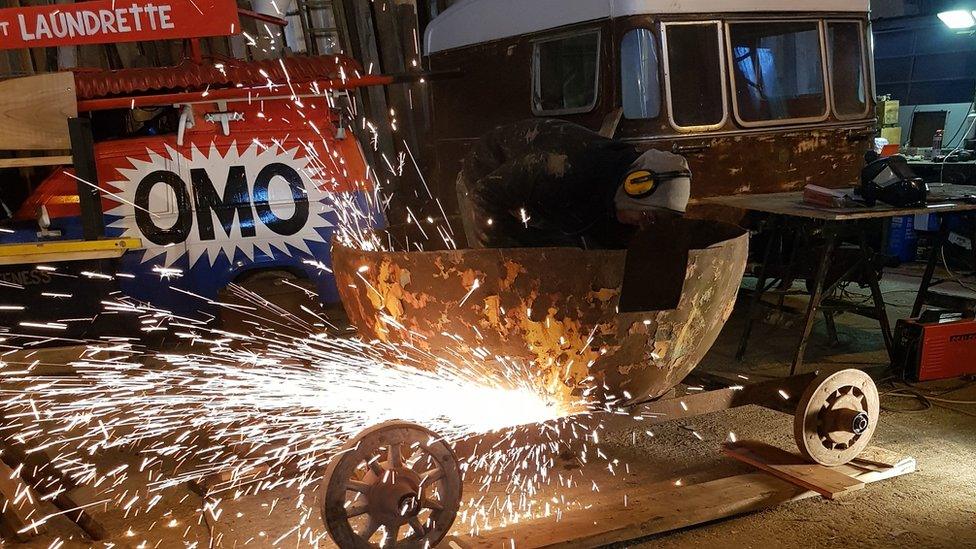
851 411 870 435
820 389 869 447
363 465 423 524
397 494 421 518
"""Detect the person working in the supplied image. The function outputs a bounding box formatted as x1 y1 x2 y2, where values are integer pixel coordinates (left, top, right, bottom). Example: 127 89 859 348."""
457 118 691 249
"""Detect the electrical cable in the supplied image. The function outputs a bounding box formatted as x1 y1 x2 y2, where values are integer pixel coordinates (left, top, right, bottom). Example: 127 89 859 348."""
884 391 976 405
940 247 976 292
938 104 976 184
879 378 976 414
944 102 976 146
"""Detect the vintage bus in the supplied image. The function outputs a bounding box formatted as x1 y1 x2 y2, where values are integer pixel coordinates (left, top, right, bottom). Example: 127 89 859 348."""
422 0 876 220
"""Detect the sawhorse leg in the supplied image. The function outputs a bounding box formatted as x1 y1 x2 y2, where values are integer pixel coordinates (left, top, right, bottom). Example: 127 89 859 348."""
823 311 839 346
859 230 895 363
737 221 780 361
911 219 951 318
792 230 837 375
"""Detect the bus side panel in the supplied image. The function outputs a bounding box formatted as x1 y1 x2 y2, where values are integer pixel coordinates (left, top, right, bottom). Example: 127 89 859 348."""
629 125 872 218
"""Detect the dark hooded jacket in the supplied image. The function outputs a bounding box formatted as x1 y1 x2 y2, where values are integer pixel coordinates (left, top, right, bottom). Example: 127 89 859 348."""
458 119 641 249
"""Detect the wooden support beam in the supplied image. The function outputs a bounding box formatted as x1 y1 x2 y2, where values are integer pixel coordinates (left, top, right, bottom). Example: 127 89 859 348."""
0 460 43 542
0 442 107 541
0 155 72 169
68 117 103 241
341 0 397 188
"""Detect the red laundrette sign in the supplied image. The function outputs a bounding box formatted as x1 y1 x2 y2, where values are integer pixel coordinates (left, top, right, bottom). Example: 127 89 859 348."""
0 0 241 50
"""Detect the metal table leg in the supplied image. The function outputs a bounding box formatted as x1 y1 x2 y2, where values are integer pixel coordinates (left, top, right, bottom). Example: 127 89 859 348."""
911 219 951 318
859 229 895 363
823 311 839 345
737 220 780 361
791 228 837 375
776 228 802 313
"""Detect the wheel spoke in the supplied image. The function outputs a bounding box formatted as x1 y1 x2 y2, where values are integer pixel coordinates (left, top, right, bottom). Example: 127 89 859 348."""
384 523 402 545
359 517 381 540
422 497 443 511
348 480 370 493
408 516 426 537
388 442 402 468
346 504 368 518
368 457 385 477
419 467 444 486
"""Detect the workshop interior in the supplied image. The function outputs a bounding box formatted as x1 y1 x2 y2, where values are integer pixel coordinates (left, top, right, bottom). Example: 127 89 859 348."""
0 0 974 547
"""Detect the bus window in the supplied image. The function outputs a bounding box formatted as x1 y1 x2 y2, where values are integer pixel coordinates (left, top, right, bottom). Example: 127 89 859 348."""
827 21 869 119
663 22 727 130
621 28 661 120
727 21 828 126
532 31 601 115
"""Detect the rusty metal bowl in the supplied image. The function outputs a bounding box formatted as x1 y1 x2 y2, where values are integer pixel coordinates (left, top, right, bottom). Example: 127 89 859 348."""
333 218 748 404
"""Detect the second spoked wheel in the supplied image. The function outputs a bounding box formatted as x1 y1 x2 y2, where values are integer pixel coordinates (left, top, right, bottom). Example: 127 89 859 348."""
794 369 880 466
322 421 462 548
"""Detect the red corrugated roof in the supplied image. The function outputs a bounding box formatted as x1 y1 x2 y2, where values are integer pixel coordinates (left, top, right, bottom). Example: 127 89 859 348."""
73 55 363 100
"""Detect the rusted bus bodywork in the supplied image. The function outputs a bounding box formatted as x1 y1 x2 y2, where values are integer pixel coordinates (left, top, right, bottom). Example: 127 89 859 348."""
424 7 876 220
333 220 748 404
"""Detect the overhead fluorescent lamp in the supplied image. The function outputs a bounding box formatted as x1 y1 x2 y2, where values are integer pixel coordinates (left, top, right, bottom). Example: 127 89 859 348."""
938 10 976 29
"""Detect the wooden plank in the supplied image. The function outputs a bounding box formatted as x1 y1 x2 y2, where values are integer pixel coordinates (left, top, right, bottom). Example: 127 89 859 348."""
851 446 913 471
0 442 107 541
342 0 398 191
0 155 72 169
599 107 624 138
722 441 864 500
453 447 914 549
0 72 76 150
0 345 91 376
0 459 43 541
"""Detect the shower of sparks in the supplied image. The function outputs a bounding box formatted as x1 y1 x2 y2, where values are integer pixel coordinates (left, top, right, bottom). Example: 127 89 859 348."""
0 33 684 547
0 286 613 546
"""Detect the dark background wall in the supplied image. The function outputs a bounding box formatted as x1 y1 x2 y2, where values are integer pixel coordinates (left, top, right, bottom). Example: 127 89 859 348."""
873 0 976 105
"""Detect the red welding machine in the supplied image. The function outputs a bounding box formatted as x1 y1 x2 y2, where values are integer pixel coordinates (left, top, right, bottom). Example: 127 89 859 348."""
896 318 976 381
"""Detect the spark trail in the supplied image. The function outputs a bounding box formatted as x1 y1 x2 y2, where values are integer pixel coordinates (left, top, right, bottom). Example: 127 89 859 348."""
0 293 614 545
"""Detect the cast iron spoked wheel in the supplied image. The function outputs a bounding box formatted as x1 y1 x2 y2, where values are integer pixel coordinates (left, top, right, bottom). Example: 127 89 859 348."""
793 369 880 467
322 421 462 548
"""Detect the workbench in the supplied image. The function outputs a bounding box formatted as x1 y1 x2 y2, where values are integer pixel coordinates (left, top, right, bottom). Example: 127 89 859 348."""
702 190 976 374
908 159 976 186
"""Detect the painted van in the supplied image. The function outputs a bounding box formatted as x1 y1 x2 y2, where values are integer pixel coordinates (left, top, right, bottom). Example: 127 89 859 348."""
0 56 377 334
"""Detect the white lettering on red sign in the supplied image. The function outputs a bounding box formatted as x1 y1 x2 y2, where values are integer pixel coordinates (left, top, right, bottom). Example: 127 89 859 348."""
0 0 240 49
9 4 173 41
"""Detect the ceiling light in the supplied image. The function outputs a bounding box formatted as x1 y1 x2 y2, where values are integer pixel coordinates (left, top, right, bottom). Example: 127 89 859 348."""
938 9 976 29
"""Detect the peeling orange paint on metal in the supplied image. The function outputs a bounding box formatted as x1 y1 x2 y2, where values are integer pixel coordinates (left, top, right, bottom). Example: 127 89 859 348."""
331 220 749 406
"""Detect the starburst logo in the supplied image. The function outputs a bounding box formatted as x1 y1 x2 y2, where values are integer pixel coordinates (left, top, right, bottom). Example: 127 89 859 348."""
104 140 335 268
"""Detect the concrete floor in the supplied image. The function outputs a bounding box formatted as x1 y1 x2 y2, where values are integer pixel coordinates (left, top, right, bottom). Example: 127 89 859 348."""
623 271 976 549
9 268 976 548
